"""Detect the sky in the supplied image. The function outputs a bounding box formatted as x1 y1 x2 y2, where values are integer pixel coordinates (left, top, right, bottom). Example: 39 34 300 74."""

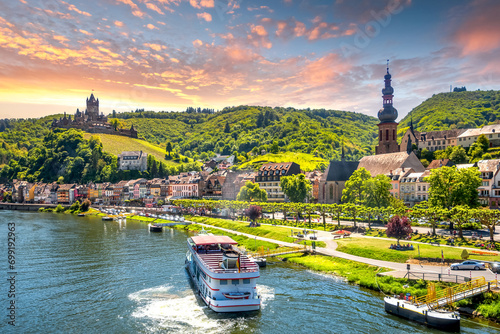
0 0 499 120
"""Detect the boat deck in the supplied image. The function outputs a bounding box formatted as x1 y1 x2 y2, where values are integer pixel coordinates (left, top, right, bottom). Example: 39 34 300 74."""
196 251 259 274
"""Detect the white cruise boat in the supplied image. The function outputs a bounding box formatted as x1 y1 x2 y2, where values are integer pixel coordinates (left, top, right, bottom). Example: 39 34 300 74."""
185 235 260 312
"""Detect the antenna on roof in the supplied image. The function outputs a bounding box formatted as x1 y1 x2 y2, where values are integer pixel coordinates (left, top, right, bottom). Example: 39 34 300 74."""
386 59 389 73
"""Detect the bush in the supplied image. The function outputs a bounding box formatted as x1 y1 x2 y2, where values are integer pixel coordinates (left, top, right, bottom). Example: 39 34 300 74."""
55 204 65 213
80 199 91 212
68 201 81 213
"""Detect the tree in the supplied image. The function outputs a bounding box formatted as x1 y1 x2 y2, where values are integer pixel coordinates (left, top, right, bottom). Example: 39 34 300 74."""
224 121 230 133
280 174 311 203
341 168 371 204
245 205 262 222
473 208 498 241
450 205 472 239
364 174 392 208
166 141 173 158
449 146 467 164
236 181 267 202
386 216 412 244
426 166 481 209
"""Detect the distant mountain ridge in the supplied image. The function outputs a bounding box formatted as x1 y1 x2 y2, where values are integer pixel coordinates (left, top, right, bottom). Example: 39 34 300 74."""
114 105 379 161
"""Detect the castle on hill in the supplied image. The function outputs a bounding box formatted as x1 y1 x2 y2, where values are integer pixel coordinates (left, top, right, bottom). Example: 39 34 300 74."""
52 93 138 138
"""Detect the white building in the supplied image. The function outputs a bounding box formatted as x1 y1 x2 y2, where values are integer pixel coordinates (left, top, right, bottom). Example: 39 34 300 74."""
118 151 148 171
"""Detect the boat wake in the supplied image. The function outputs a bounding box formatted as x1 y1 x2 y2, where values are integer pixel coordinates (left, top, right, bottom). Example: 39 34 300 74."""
129 284 274 333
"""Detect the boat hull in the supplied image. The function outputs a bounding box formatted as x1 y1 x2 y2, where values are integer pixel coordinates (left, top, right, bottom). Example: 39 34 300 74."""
384 298 460 332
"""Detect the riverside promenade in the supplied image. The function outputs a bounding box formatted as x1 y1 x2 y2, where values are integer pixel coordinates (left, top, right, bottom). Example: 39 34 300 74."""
194 222 498 282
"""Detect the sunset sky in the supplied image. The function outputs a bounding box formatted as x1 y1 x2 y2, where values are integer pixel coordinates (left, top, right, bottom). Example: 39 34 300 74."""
0 0 499 119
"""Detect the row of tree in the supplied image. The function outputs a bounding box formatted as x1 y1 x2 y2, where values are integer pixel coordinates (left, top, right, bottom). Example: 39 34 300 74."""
171 198 499 241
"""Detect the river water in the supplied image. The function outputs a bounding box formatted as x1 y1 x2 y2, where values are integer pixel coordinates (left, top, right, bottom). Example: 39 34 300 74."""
0 211 498 334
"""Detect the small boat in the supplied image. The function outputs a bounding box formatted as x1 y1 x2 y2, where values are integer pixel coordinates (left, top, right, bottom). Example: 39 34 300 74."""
149 224 163 232
102 216 113 221
77 213 85 217
384 296 460 332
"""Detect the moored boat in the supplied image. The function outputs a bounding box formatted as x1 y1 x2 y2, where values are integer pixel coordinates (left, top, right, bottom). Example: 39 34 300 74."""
102 216 113 221
185 234 260 313
384 296 460 332
149 224 162 232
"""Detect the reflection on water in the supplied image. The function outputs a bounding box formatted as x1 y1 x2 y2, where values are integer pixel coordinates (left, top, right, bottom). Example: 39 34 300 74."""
0 211 499 334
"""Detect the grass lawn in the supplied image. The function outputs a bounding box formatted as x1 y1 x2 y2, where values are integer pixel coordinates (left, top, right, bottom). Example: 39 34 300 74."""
336 237 500 263
238 152 327 171
188 216 326 248
83 133 181 165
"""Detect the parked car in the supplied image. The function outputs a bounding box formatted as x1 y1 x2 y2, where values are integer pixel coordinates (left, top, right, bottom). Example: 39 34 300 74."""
451 260 486 270
491 262 500 273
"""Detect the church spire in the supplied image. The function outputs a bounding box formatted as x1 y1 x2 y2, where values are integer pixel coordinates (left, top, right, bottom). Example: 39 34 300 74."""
377 60 398 123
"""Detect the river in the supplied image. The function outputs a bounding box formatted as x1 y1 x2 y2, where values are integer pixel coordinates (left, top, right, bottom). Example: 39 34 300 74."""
0 211 498 333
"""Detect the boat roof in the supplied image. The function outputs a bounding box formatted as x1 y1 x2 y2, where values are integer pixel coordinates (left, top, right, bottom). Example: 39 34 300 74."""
191 235 238 245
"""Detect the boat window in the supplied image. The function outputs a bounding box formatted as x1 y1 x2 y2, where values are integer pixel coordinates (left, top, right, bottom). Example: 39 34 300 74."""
243 279 250 284
232 279 239 285
220 280 228 285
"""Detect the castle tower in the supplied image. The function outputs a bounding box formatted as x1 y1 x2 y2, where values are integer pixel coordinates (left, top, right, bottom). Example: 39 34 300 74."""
375 61 400 154
86 93 99 122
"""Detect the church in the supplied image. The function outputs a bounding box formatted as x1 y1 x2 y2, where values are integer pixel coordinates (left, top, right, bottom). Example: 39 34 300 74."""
318 64 425 204
52 93 138 138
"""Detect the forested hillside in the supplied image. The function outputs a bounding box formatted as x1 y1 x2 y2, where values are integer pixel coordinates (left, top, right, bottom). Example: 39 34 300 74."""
114 106 379 161
398 90 500 135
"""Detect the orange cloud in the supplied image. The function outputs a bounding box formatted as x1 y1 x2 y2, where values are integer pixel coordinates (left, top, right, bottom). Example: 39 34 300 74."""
248 24 272 49
197 12 212 22
190 0 214 9
116 0 147 18
61 1 92 17
146 24 159 30
145 2 165 15
144 43 165 51
79 29 93 36
193 39 203 47
453 2 500 55
114 20 124 27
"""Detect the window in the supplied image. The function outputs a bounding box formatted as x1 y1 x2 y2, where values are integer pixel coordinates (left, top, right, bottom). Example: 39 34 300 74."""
423 186 426 191
329 184 334 200
243 279 250 284
482 181 489 187
417 186 421 191
220 280 227 285
232 279 239 285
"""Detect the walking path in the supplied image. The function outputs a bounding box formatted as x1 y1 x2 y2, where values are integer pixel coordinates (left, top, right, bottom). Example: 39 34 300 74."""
194 221 498 282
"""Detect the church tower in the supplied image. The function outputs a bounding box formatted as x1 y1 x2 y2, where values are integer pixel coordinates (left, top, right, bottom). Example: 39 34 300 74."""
375 61 400 154
86 93 99 122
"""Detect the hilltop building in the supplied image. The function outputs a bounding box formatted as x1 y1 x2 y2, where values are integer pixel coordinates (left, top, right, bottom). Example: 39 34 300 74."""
52 93 138 138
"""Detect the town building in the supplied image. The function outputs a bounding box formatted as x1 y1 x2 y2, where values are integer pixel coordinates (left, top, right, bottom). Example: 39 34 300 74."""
318 159 359 204
254 162 301 202
118 151 148 171
221 170 256 200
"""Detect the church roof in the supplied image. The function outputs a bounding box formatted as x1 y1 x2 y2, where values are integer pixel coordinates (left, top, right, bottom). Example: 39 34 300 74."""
358 151 425 176
427 159 454 170
321 160 359 182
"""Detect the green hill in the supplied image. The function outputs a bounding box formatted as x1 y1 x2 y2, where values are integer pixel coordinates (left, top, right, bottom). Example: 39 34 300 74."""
115 106 379 162
82 133 181 166
238 152 328 172
398 90 500 136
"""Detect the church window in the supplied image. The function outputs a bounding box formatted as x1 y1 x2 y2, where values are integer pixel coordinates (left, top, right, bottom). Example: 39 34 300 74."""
329 184 334 200
386 129 389 141
379 130 382 141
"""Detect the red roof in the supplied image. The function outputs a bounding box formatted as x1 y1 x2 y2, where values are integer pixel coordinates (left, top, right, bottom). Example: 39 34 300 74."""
191 235 238 245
